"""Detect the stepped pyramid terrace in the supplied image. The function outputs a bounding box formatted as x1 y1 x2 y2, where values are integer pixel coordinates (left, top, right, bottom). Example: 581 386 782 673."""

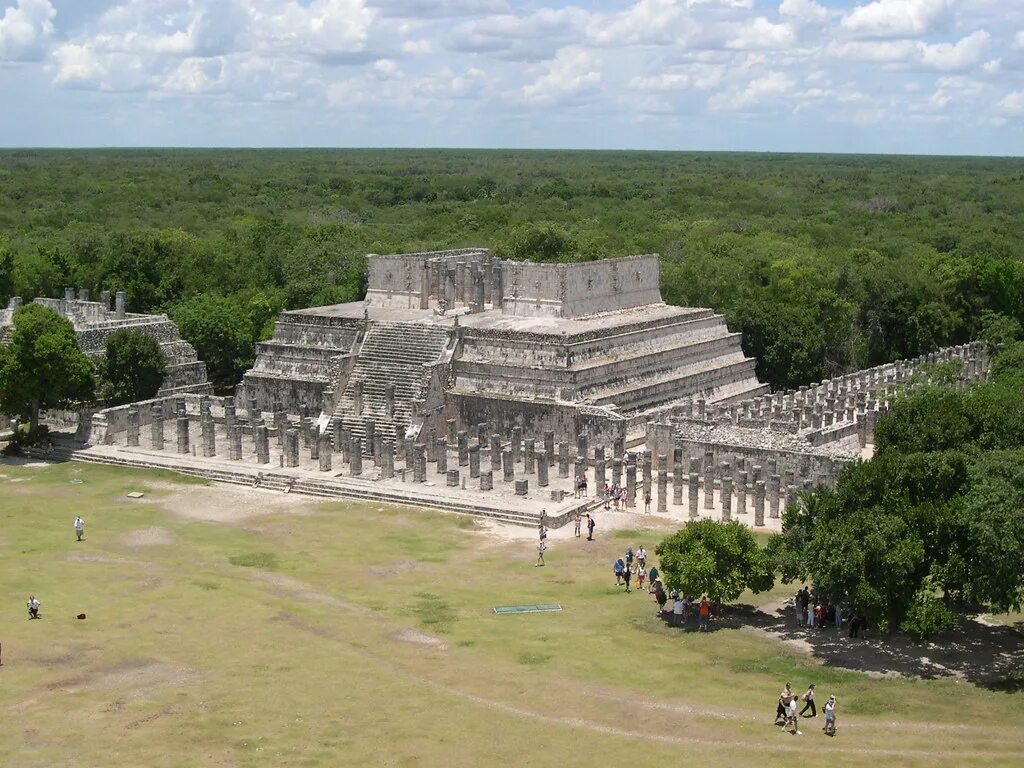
25 250 990 529
1 288 211 398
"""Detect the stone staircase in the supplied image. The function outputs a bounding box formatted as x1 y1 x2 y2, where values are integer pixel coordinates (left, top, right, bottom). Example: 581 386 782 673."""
328 322 452 448
23 442 563 528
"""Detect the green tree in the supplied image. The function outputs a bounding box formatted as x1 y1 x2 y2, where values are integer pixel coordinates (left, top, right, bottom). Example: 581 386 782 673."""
500 224 574 263
171 294 254 390
0 304 95 434
655 519 774 606
0 238 13 306
97 329 167 406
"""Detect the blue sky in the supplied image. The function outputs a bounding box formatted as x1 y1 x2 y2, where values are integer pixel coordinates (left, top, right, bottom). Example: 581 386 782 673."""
0 0 1022 153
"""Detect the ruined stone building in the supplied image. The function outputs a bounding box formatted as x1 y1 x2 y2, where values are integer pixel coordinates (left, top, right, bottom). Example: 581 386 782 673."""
1 288 210 397
241 249 767 449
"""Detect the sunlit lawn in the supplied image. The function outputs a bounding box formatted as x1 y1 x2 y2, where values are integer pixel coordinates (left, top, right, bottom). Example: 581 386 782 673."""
2 461 1022 767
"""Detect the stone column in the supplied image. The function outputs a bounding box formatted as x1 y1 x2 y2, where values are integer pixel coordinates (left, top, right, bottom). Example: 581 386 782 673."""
176 416 190 454
720 464 732 522
613 436 625 462
703 461 715 510
284 429 299 468
458 431 469 466
309 433 320 461
413 444 426 482
446 419 457 448
737 471 748 515
350 438 363 476
469 444 481 478
576 433 589 470
558 442 570 478
319 436 332 472
299 413 311 448
575 456 586 486
543 430 555 462
642 452 652 500
657 460 668 514
437 444 448 475
769 474 782 519
524 438 536 474
490 434 502 471
536 449 549 487
200 418 215 458
480 470 494 491
365 421 376 458
126 408 140 447
115 290 126 319
595 456 606 491
672 446 683 505
754 480 766 527
511 426 523 464
332 417 344 453
688 472 699 519
625 463 637 508
229 425 243 461
255 425 270 464
502 449 514 483
150 404 164 450
611 458 622 489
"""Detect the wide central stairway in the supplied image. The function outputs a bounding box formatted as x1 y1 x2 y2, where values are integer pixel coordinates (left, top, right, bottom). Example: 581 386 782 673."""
329 322 452 450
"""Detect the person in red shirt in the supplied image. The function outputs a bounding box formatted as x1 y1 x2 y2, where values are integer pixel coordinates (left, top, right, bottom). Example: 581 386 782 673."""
697 597 711 631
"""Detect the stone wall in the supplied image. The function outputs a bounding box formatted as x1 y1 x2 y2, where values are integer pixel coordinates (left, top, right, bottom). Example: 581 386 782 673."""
501 254 662 318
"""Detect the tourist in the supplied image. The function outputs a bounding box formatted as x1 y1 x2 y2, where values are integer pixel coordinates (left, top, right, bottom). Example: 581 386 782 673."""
623 563 632 593
614 558 625 585
540 509 547 528
253 472 263 488
538 523 548 543
27 595 40 619
536 538 546 567
574 511 582 538
787 695 801 735
636 546 647 568
834 601 843 630
602 485 611 511
672 592 684 627
799 684 816 717
636 564 646 592
579 474 588 497
823 696 837 736
74 515 84 542
697 597 711 631
625 547 634 571
654 580 667 615
586 514 595 541
643 491 651 513
775 683 793 725
806 599 815 629
647 566 659 593
795 588 806 627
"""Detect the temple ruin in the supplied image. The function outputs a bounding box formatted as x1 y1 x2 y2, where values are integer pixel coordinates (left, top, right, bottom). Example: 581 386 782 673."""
11 251 991 529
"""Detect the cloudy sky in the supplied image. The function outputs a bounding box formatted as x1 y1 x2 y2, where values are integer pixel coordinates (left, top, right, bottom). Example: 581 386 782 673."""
0 0 1022 153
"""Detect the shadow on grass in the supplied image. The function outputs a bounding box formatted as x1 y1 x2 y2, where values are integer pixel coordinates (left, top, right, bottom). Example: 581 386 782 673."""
684 601 1024 691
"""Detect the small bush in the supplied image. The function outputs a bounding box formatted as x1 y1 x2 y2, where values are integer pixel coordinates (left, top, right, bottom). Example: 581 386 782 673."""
228 552 278 569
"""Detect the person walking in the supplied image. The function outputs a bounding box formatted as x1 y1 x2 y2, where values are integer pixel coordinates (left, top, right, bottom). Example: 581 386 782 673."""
795 589 806 627
799 684 816 717
654 580 667 616
647 566 659 593
614 558 625 585
536 538 546 567
672 592 684 627
787 695 802 735
623 563 633 593
636 546 646 569
806 599 816 629
574 511 582 538
823 696 837 736
586 514 595 541
625 547 634 571
27 595 41 619
644 492 651 513
636 564 646 592
775 683 793 725
74 516 85 542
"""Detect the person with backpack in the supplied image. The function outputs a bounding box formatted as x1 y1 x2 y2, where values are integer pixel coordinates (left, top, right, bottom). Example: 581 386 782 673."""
653 580 667 616
586 514 596 541
799 684 816 717
623 562 633 593
613 558 625 585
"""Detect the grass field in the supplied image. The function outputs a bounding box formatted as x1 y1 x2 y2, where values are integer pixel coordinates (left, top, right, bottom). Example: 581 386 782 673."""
2 460 1023 767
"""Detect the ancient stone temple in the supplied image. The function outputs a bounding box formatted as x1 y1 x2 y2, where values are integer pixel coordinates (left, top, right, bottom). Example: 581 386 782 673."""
0 289 211 396
240 249 767 448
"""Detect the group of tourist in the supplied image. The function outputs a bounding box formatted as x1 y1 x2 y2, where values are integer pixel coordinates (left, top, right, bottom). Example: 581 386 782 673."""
775 682 837 736
612 545 650 593
794 587 868 638
573 474 588 498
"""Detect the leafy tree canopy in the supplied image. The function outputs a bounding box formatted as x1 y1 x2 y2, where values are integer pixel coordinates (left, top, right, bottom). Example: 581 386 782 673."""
97 329 167 406
0 304 95 434
655 519 774 605
170 294 256 391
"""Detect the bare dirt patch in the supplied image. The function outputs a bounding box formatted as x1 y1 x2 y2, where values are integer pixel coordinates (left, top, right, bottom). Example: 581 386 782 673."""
390 628 447 650
145 481 326 524
122 527 176 547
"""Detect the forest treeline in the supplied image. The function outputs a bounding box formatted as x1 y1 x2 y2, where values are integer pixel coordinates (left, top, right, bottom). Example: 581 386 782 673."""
1 149 1023 390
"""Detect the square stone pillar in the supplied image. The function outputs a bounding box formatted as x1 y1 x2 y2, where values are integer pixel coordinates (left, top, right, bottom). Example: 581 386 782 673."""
502 449 514 483
437 444 448 475
176 417 190 454
126 408 140 447
543 431 555 462
703 462 715 510
769 474 782 519
350 438 363 476
754 480 766 527
480 470 494 491
255 425 270 464
284 429 299 468
720 463 732 521
469 444 480 478
524 438 535 474
558 442 570 478
642 451 652 499
447 469 460 487
576 433 588 470
413 444 426 482
536 449 549 487
310 433 320 461
458 431 469 466
688 473 699 518
514 479 528 496
319 436 333 472
150 404 164 450
611 458 622 489
625 463 637 507
229 424 243 460
737 471 748 515
657 461 668 514
511 426 522 464
672 447 683 505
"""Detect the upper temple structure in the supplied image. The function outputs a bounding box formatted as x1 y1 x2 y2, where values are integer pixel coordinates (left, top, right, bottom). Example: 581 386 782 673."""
240 248 768 448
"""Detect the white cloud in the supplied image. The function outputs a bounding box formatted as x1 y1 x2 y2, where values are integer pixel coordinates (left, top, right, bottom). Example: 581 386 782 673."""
708 71 794 111
373 0 510 18
779 0 828 27
727 17 796 50
997 90 1024 116
523 46 600 104
917 30 990 72
1013 30 1024 51
0 0 55 62
841 0 953 39
587 0 686 47
451 8 587 61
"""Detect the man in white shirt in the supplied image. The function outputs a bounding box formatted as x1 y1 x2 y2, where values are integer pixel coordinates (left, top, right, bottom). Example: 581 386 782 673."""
787 696 801 735
74 516 85 542
27 595 41 619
